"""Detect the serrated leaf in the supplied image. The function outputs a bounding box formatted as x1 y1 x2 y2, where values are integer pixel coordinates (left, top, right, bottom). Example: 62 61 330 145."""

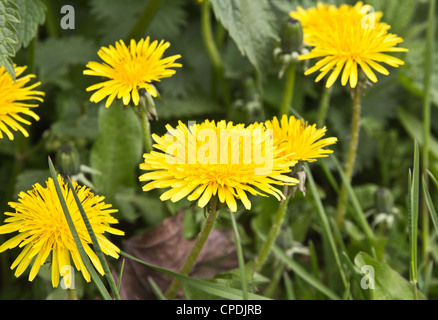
0 0 20 78
35 36 98 87
90 0 186 44
209 0 278 76
14 0 46 50
90 103 143 200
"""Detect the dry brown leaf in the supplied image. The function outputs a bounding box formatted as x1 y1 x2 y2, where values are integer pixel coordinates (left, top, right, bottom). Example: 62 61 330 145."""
118 211 238 300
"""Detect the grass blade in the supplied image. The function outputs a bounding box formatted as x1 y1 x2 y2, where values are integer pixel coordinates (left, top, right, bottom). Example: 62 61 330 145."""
120 251 270 300
48 157 112 300
305 163 348 290
67 177 121 300
270 243 340 300
423 176 438 237
229 211 248 300
331 155 375 240
148 277 167 300
409 141 419 287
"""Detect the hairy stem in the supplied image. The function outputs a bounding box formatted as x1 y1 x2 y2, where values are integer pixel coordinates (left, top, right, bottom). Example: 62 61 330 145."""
164 196 219 299
336 84 361 228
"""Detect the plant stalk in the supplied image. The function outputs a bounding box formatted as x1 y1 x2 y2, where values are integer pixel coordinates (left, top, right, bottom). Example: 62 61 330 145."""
126 0 165 41
139 108 153 154
201 0 230 110
279 63 296 117
336 84 362 228
254 186 290 273
164 196 219 299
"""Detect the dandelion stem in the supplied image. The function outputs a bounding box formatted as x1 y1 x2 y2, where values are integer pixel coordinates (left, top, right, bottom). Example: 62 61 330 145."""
126 0 165 41
139 108 153 153
316 86 332 127
67 288 78 300
254 186 290 273
164 196 219 299
336 84 362 228
279 63 296 117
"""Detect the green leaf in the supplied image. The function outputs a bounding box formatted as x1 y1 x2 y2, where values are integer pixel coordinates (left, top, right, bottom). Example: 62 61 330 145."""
209 0 278 76
156 94 223 119
365 0 417 35
397 108 438 159
399 40 438 107
47 157 112 300
67 177 121 300
35 36 97 88
14 0 46 50
0 0 20 78
91 0 186 44
354 252 425 300
90 103 143 200
120 251 270 300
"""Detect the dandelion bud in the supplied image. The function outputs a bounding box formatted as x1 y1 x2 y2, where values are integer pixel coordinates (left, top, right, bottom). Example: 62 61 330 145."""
280 17 303 54
56 143 81 177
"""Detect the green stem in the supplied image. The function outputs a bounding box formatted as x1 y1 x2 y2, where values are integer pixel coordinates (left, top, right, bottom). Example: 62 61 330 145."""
421 0 436 265
126 0 165 41
164 196 219 299
201 0 230 110
336 84 362 228
254 186 290 273
67 288 78 300
139 108 153 153
316 86 333 127
42 0 59 38
279 63 296 117
229 211 248 300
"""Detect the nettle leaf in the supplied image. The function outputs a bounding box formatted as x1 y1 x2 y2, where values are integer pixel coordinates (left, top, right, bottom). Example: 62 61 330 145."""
90 103 143 200
35 36 97 87
209 0 278 76
14 0 46 50
90 0 186 44
0 0 20 78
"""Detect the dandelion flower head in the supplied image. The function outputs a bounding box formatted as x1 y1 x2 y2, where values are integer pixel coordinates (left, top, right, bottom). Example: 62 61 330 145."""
290 2 408 88
139 120 299 212
0 176 124 288
0 65 44 140
265 115 338 162
84 37 182 108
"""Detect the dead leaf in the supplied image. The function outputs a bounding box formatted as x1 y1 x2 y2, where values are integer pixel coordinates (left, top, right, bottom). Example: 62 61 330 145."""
118 211 238 299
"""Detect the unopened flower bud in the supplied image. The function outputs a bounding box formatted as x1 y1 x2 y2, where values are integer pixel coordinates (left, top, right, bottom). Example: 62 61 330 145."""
56 144 81 177
280 17 303 54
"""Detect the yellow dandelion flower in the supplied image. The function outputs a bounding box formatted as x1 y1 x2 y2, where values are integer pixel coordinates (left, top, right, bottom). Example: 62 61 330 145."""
265 115 337 162
0 176 124 288
0 65 44 140
139 120 299 212
290 2 408 88
83 37 182 108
